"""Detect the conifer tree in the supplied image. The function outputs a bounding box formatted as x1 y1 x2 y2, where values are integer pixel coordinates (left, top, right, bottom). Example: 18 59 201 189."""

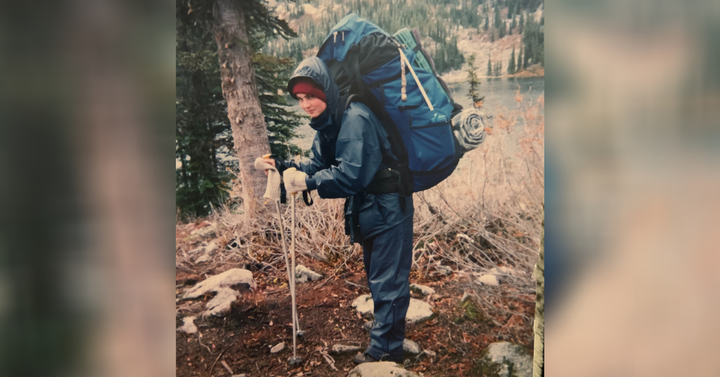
487 56 492 76
494 61 502 76
508 46 516 74
466 54 484 106
517 45 523 72
484 15 489 31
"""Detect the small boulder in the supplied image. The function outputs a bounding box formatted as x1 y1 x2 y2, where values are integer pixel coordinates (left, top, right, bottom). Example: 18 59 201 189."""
332 344 362 354
403 339 421 355
410 284 435 296
353 295 434 324
477 274 499 286
204 287 239 316
177 316 197 334
195 241 218 263
474 342 532 377
490 266 514 276
352 295 374 317
362 321 373 332
183 269 255 299
406 299 434 324
348 361 421 377
295 265 322 283
191 224 217 238
270 342 285 354
433 264 452 276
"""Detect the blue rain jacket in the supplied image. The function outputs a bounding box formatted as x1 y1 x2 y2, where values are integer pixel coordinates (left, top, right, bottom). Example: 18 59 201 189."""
283 57 413 242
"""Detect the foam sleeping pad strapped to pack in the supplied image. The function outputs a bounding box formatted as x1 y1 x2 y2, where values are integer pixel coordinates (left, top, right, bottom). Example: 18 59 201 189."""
317 13 465 193
452 108 490 153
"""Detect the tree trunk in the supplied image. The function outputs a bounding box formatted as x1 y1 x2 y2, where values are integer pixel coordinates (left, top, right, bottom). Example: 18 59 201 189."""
213 0 270 219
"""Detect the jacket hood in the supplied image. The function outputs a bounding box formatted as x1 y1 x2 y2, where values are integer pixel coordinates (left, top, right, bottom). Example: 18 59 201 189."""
288 57 339 133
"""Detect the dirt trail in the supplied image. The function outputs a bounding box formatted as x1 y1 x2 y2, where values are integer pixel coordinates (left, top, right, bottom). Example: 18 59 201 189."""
176 246 534 377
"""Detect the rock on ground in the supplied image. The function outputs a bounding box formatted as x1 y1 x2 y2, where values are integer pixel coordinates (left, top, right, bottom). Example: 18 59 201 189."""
204 287 239 316
183 269 255 299
352 295 434 324
178 316 197 334
403 339 421 355
410 283 435 296
477 274 499 286
433 264 452 276
270 342 285 354
348 361 421 377
490 266 515 276
352 295 374 316
363 321 372 332
406 299 434 324
332 344 362 354
194 241 218 264
474 342 532 377
295 265 322 283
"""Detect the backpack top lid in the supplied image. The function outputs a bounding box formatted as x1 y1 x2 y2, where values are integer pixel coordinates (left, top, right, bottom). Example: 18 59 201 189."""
317 13 390 63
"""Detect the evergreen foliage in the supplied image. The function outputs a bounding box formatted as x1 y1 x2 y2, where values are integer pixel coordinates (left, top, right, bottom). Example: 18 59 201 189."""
522 14 544 67
508 46 516 74
433 36 465 74
466 54 484 105
176 0 300 220
493 60 503 76
517 45 523 72
484 15 489 31
487 56 492 76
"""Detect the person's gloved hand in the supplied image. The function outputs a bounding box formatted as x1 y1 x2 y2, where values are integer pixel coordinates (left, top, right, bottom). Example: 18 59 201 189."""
254 156 276 176
283 168 307 194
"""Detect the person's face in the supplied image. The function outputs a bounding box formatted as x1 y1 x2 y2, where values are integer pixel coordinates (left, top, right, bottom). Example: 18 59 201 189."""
296 93 327 118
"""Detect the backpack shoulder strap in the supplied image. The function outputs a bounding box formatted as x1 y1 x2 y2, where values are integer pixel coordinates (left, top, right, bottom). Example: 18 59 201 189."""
334 94 360 125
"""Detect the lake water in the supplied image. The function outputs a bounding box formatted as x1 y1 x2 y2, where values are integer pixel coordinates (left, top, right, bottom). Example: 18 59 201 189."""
288 76 544 152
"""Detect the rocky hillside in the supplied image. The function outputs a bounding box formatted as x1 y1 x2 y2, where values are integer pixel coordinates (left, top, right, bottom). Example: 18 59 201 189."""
268 0 544 82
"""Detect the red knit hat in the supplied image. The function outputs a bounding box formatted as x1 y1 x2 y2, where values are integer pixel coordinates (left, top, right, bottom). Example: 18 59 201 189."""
290 78 326 103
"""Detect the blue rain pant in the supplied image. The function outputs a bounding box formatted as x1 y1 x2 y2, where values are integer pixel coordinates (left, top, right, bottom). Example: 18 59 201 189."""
362 215 414 361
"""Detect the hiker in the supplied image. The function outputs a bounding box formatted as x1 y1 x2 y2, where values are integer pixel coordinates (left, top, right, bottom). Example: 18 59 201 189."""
255 56 413 364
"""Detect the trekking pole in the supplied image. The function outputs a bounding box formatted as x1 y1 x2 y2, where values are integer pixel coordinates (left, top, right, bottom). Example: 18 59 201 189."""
273 200 302 333
288 191 302 365
256 156 302 366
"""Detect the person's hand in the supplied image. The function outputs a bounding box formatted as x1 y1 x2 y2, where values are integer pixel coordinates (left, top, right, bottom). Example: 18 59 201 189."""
283 168 308 194
254 157 276 176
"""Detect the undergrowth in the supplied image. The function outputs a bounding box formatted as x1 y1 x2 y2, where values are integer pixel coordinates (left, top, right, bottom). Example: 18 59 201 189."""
177 91 544 326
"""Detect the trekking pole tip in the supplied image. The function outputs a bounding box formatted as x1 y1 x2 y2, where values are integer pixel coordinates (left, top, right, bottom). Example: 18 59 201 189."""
288 356 303 366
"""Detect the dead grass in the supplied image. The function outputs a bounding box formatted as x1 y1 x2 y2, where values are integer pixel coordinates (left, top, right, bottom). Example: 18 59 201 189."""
177 92 544 327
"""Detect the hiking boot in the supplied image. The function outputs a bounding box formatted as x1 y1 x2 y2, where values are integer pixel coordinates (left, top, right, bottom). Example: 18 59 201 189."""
353 352 404 365
352 352 378 365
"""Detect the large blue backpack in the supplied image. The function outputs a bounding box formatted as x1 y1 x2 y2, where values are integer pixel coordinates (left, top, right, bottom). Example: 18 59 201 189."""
317 13 463 194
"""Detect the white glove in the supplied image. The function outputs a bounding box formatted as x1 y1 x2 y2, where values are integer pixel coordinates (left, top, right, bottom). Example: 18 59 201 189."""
254 157 281 202
254 157 276 172
283 168 308 194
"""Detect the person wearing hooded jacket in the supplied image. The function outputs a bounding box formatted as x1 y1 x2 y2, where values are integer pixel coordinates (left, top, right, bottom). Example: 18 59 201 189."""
256 57 413 364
